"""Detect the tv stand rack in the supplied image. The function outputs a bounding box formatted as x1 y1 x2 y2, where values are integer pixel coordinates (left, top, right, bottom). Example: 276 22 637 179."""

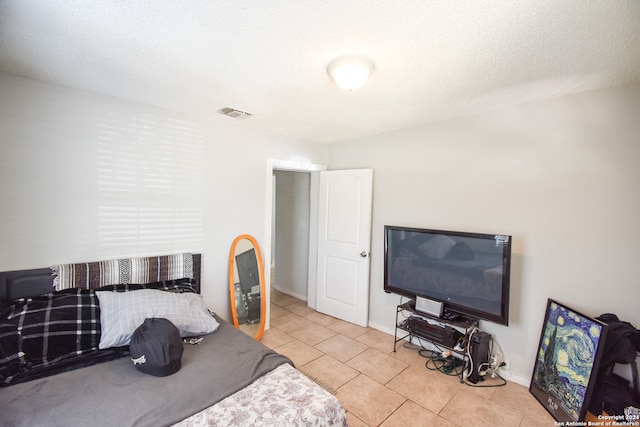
394 301 479 353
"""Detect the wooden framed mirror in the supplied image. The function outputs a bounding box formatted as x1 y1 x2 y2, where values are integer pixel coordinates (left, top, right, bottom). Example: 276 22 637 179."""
229 234 266 340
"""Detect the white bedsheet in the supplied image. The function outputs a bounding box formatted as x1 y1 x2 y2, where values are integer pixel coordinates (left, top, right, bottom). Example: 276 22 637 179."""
175 363 348 427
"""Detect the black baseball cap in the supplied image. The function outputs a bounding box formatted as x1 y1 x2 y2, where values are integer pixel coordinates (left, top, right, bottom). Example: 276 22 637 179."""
129 318 184 377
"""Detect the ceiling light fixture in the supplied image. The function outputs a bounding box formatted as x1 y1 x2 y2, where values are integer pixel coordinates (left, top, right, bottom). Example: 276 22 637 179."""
327 56 374 91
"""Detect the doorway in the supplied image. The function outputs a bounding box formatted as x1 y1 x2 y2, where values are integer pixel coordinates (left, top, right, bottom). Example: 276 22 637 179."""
263 159 326 330
271 170 311 302
263 159 373 329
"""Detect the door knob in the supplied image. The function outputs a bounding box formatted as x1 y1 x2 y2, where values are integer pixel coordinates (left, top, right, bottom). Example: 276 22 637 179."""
360 251 369 258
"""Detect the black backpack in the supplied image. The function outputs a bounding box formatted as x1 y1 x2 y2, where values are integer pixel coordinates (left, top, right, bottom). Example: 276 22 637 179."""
588 313 640 416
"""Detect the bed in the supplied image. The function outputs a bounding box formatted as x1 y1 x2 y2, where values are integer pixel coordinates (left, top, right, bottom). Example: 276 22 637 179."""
0 253 347 426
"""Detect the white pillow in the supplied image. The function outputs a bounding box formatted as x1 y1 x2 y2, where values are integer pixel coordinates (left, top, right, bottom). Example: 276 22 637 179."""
96 289 219 349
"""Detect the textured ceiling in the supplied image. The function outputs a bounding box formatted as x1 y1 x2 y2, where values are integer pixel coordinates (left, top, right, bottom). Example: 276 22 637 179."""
1 1 640 143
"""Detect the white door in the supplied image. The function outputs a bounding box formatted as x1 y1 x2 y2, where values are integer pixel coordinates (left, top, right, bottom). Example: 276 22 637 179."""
316 169 373 327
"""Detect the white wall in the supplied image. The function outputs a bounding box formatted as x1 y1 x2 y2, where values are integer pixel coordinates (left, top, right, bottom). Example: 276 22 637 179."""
0 73 328 320
273 170 310 300
327 83 640 384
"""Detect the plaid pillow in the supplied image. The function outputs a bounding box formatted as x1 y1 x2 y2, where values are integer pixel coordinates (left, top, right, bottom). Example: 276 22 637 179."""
3 289 101 369
0 320 28 385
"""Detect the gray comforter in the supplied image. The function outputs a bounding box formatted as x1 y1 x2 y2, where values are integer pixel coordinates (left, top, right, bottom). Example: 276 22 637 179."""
0 317 291 427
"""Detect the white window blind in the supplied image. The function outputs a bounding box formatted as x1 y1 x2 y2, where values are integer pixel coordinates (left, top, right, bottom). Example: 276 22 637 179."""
96 110 204 255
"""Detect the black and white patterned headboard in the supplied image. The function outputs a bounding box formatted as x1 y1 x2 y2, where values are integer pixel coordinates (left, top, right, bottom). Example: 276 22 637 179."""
0 253 201 302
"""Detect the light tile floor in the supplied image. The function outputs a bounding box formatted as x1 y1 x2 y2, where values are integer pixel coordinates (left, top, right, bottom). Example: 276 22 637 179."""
262 288 555 427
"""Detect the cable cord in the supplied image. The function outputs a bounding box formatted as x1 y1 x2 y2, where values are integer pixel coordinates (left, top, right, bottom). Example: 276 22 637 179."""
403 341 465 378
422 349 465 376
404 333 507 388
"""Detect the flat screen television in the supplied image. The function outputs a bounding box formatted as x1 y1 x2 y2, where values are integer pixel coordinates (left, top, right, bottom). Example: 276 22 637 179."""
384 225 512 326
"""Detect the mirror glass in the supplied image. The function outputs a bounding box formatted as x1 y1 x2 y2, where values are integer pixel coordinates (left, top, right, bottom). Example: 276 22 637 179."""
229 234 266 340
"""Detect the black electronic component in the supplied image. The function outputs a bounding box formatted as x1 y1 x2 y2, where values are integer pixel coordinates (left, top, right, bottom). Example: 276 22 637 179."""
406 317 463 348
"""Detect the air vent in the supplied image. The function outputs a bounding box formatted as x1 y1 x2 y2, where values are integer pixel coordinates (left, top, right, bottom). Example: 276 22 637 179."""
217 107 253 119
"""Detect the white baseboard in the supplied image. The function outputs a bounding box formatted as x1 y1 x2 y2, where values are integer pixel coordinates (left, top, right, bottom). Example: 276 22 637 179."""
367 321 395 336
273 285 308 302
496 370 530 387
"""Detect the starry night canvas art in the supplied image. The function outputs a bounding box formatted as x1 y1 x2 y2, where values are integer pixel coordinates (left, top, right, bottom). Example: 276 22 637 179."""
530 299 608 423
